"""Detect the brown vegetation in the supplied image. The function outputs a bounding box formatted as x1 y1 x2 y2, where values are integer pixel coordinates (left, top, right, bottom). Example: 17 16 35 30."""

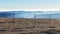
0 18 60 34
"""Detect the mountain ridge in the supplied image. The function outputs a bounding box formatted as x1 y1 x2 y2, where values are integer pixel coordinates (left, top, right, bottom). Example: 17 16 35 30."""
0 11 60 19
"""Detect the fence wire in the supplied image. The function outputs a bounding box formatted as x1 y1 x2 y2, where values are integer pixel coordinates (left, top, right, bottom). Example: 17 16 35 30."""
0 12 60 34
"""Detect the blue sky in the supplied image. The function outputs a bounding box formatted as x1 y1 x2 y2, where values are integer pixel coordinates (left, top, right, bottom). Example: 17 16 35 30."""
0 0 60 10
0 0 60 18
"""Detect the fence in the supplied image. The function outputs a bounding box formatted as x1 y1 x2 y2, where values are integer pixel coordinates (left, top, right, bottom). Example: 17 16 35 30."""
0 11 60 34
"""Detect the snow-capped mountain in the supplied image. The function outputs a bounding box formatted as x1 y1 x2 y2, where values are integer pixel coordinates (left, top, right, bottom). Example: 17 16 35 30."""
0 11 60 19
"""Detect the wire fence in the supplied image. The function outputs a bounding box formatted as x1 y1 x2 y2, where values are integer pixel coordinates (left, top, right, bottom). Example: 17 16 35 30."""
0 12 60 34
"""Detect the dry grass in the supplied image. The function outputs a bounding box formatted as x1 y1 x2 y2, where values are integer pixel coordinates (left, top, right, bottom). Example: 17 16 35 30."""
0 18 60 34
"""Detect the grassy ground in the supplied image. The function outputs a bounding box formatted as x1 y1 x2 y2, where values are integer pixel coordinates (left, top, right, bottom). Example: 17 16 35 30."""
0 18 60 34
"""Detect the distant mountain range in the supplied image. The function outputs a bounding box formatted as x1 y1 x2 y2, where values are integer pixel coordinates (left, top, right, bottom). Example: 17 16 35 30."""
0 11 60 19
